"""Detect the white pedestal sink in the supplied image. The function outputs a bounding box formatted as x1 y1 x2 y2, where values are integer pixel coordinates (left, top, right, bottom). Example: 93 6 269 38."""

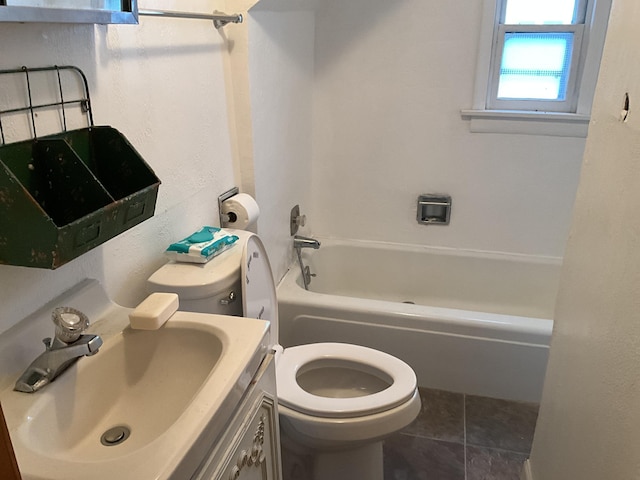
0 279 270 480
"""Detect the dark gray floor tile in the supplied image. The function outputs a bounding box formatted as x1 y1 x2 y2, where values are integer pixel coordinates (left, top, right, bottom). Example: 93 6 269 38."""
384 433 465 480
465 395 538 454
402 388 465 444
466 445 528 480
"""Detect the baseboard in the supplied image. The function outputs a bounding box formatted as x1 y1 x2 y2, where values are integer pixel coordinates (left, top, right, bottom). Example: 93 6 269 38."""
520 459 533 480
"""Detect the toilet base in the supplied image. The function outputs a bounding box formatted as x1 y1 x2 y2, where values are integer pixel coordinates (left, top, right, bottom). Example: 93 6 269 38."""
281 439 383 480
315 442 383 480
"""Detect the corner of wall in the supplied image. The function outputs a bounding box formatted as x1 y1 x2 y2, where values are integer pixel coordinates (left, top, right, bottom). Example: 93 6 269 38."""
218 0 259 197
520 459 533 480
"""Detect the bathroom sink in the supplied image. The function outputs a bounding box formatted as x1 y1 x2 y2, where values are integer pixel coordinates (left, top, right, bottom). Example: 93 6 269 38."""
0 281 269 480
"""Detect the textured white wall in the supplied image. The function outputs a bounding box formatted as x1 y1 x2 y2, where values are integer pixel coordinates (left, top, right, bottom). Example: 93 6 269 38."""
0 1 236 334
311 0 586 257
246 5 315 282
527 0 640 477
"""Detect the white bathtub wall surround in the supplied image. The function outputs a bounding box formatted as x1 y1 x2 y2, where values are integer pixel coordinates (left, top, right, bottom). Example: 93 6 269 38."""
247 5 315 282
277 238 558 403
0 0 236 335
217 0 315 282
311 0 586 257
526 0 640 478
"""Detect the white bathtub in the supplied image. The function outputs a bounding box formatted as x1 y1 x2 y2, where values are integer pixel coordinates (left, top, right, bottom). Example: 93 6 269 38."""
276 238 560 403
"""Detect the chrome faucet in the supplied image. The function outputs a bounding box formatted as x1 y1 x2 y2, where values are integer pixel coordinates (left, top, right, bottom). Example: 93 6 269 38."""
14 307 103 393
293 235 320 290
293 235 321 250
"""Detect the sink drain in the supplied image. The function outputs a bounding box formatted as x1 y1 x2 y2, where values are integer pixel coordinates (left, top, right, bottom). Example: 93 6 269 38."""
100 425 131 446
402 301 415 304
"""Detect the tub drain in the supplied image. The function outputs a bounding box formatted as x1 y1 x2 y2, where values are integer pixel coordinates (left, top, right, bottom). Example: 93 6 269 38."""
402 301 415 304
100 425 131 446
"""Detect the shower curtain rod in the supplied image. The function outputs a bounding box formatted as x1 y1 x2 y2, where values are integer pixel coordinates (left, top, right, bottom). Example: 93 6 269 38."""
138 9 243 29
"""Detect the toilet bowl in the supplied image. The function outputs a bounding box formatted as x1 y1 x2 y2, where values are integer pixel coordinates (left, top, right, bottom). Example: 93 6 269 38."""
277 342 420 446
147 230 420 480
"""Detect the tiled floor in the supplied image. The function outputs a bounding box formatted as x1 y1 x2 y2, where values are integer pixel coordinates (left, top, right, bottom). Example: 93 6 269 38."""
383 388 539 480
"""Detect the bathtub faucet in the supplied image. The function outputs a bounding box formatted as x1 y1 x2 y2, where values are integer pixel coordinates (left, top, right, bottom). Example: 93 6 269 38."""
293 235 321 250
293 235 320 290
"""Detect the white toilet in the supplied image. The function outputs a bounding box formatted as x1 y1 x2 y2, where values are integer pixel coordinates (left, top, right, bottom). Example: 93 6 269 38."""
147 230 420 480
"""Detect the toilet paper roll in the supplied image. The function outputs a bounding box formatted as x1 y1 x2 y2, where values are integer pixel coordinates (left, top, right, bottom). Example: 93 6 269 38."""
221 193 260 230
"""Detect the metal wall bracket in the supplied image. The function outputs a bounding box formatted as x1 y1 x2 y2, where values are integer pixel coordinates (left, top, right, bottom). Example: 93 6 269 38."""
417 194 451 225
218 187 239 226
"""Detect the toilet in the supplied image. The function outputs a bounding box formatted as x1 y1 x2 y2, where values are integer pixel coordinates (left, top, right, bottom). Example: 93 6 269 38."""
147 230 420 480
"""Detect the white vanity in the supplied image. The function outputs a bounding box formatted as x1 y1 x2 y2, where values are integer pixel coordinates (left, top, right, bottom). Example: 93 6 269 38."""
0 280 282 480
194 352 281 480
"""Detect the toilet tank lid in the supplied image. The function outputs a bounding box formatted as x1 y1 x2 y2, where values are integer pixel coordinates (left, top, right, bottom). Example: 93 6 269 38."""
147 230 251 300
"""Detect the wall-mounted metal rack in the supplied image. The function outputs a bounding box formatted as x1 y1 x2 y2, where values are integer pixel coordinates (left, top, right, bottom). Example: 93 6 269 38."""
0 65 93 145
0 66 160 269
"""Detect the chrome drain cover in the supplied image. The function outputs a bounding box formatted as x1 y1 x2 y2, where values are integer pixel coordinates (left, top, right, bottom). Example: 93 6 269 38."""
100 425 131 446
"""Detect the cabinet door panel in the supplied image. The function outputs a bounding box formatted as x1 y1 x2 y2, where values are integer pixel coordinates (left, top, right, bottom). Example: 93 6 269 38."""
219 399 279 480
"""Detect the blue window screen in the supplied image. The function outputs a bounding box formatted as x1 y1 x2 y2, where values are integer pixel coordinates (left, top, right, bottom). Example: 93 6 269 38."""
497 32 574 101
504 0 579 25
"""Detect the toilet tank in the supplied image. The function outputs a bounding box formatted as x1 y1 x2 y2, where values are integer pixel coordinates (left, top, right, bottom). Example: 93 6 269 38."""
147 230 253 316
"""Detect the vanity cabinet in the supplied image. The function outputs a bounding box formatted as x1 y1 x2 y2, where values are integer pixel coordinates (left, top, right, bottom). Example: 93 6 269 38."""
0 403 21 480
194 352 282 480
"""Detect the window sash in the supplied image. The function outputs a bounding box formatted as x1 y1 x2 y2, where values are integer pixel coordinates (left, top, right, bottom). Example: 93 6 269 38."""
487 24 585 112
499 0 588 25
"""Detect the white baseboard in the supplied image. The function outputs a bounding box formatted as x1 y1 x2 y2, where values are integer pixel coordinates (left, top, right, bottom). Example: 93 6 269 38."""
520 459 533 480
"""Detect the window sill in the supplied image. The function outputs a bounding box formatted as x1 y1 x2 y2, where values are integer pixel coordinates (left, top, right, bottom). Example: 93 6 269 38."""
460 109 590 137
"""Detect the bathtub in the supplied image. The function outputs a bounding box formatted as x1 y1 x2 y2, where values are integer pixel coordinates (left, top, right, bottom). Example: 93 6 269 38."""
276 237 561 403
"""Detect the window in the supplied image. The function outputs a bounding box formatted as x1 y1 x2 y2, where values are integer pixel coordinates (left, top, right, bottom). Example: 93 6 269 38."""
462 0 612 136
489 0 586 112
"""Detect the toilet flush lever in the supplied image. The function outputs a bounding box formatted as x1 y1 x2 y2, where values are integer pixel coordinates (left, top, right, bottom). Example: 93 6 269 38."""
220 291 237 305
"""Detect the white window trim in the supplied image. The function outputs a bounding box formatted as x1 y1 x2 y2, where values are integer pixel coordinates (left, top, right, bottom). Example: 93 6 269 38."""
461 0 612 137
488 25 584 112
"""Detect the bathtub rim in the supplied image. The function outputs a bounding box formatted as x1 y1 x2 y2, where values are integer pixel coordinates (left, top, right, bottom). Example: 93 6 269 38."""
301 235 563 266
278 236 556 347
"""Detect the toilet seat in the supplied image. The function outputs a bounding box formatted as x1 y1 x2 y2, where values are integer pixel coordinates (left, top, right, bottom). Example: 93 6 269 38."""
277 342 417 418
240 234 280 348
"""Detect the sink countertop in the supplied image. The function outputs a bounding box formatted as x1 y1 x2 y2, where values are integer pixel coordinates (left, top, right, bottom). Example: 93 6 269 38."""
0 279 270 480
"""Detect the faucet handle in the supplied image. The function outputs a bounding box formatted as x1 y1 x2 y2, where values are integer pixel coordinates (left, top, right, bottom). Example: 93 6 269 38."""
52 307 89 343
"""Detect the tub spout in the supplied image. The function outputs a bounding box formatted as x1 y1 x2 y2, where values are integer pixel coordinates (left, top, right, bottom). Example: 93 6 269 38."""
293 235 321 250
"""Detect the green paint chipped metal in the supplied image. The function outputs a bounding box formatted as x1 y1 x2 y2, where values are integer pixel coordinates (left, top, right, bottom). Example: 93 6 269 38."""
0 126 160 269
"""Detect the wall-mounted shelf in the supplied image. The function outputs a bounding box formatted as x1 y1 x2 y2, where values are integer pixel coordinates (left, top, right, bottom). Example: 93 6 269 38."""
0 66 160 269
0 1 243 28
0 1 139 24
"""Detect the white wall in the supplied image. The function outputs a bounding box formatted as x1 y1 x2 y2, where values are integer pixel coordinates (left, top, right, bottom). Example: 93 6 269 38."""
526 0 640 477
311 0 586 257
0 0 236 335
247 5 315 282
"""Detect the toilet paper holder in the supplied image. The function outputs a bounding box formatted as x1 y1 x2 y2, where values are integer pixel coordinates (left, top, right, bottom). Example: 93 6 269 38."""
217 187 260 229
218 186 239 226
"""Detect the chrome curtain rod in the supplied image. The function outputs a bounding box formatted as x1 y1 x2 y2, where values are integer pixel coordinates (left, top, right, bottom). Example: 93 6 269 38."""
138 9 243 29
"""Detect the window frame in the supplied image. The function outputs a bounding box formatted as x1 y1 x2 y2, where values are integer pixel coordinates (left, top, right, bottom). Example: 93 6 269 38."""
488 25 584 112
461 0 612 137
